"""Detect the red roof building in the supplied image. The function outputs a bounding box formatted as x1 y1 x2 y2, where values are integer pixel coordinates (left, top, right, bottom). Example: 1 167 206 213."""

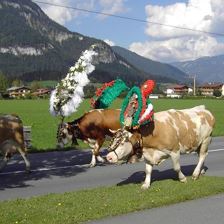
197 83 224 96
32 88 51 97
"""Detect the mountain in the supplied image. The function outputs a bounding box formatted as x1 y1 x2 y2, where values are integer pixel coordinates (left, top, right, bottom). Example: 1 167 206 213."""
112 46 188 83
0 0 177 85
172 55 224 83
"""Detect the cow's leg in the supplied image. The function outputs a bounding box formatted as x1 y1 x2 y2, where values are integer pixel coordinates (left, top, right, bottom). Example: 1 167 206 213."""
0 156 9 171
96 139 105 163
96 154 105 163
90 150 96 167
17 147 30 172
0 143 13 171
171 152 187 183
89 141 97 167
192 137 210 180
141 162 153 190
89 139 105 167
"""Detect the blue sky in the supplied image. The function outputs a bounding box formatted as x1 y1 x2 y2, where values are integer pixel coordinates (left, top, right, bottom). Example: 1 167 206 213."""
36 0 224 62
65 2 148 48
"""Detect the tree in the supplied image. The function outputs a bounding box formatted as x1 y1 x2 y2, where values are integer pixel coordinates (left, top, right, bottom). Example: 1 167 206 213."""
30 80 41 92
153 83 163 94
12 79 23 87
0 72 9 92
213 89 222 97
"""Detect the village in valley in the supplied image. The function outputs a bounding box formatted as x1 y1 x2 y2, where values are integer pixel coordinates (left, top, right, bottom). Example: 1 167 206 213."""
2 81 224 99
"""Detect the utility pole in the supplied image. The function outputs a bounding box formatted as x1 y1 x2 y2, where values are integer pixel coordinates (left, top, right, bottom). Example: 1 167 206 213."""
189 74 196 96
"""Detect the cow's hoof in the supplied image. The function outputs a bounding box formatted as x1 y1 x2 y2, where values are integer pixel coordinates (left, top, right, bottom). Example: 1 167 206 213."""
97 156 105 163
26 169 31 174
200 169 206 175
180 177 187 183
89 163 96 168
141 183 150 190
192 175 199 181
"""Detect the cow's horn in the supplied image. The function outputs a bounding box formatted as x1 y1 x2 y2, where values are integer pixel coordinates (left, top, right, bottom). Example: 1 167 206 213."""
109 129 117 134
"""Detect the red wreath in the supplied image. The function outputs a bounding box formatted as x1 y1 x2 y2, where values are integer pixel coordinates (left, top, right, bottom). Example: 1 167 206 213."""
90 80 115 108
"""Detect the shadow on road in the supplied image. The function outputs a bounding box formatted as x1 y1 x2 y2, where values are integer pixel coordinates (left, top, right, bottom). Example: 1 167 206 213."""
0 149 107 190
117 165 208 186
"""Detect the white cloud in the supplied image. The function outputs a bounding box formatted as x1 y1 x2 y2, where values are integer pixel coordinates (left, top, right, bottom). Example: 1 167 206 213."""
98 0 127 18
130 36 224 62
145 0 213 39
38 0 73 25
36 0 127 25
129 0 224 62
37 0 97 25
104 39 115 46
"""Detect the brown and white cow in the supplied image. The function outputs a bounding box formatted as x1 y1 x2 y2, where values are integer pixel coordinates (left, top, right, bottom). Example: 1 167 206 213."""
106 106 215 189
0 114 30 172
57 109 122 167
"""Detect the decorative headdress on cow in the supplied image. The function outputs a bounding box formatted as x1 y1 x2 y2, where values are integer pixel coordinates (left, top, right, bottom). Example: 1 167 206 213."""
49 45 98 118
120 79 155 128
141 80 155 98
90 79 129 109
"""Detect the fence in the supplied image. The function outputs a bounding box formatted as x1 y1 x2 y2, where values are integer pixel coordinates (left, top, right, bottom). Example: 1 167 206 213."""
23 126 32 149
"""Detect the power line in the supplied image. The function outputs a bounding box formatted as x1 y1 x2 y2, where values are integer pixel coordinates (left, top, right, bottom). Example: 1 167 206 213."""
34 0 224 37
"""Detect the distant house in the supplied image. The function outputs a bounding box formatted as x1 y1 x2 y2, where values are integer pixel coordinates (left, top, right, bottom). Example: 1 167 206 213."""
165 84 192 98
197 83 224 96
7 86 31 98
32 88 51 98
173 85 189 95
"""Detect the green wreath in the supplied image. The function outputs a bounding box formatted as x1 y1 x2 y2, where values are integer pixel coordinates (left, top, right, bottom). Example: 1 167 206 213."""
120 86 143 127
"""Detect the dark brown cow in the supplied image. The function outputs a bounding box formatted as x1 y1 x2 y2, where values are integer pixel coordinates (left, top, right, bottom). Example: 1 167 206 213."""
57 109 122 167
0 114 30 172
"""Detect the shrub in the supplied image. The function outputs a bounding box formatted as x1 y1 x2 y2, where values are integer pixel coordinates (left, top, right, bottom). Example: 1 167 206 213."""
213 89 222 97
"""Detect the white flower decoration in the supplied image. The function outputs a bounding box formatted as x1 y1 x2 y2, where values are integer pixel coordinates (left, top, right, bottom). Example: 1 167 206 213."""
49 45 98 117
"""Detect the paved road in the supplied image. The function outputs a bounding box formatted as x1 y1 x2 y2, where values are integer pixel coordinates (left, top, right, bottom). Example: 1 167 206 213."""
0 137 223 202
88 194 224 224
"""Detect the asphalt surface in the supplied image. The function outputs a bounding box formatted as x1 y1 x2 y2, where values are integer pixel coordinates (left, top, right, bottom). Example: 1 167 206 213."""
88 194 224 224
0 137 224 224
0 137 223 202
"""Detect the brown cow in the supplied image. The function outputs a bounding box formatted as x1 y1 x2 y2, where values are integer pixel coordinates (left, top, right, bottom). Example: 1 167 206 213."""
106 106 215 189
57 109 122 167
0 114 30 172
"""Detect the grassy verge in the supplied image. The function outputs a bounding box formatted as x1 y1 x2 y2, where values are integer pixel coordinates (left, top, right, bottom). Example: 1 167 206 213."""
1 176 224 224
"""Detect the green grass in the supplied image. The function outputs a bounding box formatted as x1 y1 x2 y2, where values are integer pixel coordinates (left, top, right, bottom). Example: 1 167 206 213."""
1 176 224 224
0 98 223 151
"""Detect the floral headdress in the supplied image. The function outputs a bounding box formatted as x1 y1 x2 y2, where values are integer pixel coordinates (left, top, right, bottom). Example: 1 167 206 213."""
50 45 98 117
90 79 129 109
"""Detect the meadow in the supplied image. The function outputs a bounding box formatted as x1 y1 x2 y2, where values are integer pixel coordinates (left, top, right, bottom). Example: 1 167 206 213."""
0 98 223 151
